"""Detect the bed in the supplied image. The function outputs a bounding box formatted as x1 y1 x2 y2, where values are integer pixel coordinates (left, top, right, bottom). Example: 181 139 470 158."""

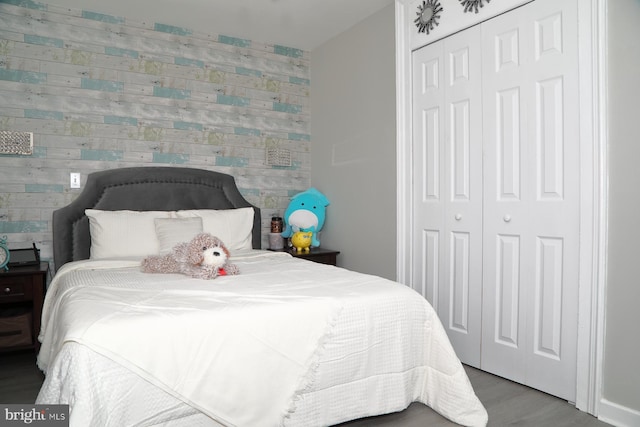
36 166 488 427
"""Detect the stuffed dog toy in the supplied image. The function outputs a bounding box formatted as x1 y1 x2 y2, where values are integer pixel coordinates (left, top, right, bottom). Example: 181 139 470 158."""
141 233 239 279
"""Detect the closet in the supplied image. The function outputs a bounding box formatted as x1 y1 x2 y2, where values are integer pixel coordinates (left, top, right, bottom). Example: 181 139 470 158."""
411 0 579 401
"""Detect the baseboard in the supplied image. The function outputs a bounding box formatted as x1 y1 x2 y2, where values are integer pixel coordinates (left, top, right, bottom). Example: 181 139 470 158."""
599 398 640 427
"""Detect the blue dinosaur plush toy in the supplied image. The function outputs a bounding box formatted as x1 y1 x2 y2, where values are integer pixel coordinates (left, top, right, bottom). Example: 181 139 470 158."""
281 188 329 248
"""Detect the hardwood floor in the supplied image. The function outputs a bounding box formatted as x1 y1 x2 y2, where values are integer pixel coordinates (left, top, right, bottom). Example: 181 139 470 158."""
0 350 45 404
0 350 611 426
340 366 611 427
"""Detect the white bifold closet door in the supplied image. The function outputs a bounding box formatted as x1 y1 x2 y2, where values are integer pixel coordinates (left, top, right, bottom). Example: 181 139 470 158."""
411 0 579 401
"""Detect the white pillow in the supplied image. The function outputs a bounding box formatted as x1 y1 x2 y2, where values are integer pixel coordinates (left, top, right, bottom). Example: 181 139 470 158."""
155 217 203 254
85 209 172 259
174 207 254 251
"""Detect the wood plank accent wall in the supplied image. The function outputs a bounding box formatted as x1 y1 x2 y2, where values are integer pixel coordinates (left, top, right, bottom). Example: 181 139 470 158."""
0 1 311 263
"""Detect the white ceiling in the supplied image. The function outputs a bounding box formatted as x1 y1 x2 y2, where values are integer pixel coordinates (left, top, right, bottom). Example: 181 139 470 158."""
43 0 395 51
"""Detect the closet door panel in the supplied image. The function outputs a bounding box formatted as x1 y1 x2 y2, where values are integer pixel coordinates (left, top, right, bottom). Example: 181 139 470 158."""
412 42 445 310
537 77 565 199
412 26 483 368
481 7 530 386
481 0 579 401
441 26 484 367
535 236 564 359
496 88 522 200
495 234 521 347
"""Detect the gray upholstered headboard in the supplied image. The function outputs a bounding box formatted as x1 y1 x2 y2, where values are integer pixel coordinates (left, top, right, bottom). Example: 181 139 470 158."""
52 167 261 269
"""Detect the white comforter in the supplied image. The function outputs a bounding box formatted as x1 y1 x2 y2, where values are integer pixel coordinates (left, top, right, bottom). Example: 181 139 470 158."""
37 251 488 427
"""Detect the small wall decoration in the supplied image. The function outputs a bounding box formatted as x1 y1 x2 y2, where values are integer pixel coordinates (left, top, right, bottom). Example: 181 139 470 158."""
0 131 33 155
415 0 443 35
460 0 491 14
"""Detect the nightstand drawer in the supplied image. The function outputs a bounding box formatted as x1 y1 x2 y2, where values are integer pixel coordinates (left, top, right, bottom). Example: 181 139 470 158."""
0 275 33 302
0 312 32 347
0 262 47 352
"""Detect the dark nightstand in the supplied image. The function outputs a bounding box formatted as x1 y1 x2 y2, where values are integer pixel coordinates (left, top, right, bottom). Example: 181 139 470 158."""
0 262 48 353
287 247 340 266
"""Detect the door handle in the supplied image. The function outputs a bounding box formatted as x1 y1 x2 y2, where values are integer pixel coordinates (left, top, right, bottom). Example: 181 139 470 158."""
455 214 462 221
503 215 512 223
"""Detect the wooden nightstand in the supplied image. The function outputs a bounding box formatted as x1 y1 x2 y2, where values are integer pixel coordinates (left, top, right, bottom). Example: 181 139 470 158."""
287 247 340 266
0 262 48 353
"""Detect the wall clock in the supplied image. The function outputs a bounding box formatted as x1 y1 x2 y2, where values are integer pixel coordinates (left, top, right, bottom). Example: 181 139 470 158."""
415 0 443 35
0 236 9 271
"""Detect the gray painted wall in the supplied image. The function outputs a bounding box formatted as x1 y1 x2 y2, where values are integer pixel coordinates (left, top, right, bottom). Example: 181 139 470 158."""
603 0 640 414
310 4 396 280
0 1 311 263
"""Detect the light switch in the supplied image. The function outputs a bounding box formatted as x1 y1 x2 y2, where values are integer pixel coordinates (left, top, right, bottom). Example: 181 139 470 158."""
70 172 81 189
